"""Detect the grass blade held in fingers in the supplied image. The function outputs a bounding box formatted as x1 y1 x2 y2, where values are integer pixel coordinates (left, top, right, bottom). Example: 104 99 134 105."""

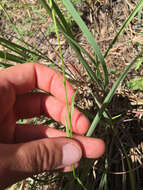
49 1 87 189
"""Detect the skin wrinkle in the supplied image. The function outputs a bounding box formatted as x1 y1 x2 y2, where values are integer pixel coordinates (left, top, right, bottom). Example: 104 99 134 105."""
39 93 47 116
34 142 48 172
0 109 15 143
46 142 57 170
33 63 38 89
0 81 15 120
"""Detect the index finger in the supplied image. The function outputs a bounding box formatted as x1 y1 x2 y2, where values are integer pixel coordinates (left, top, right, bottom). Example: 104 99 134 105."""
0 62 74 103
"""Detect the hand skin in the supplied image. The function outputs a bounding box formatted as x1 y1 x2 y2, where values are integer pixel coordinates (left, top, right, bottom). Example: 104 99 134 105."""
0 63 105 189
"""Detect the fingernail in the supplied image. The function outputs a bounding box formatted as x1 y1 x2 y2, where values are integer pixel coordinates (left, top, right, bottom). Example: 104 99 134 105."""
62 143 82 166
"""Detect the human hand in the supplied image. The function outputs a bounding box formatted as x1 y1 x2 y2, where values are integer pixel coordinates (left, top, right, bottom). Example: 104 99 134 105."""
0 63 105 189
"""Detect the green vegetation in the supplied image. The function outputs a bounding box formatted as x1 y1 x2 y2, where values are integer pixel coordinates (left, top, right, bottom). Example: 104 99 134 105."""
0 0 143 189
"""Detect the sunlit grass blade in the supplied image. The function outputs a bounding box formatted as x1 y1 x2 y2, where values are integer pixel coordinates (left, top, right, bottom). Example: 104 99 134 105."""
50 0 73 37
0 50 26 63
61 0 108 88
86 49 143 136
70 91 77 118
104 0 143 58
65 119 70 138
1 43 30 60
40 0 66 33
40 0 104 90
61 31 104 89
0 37 54 63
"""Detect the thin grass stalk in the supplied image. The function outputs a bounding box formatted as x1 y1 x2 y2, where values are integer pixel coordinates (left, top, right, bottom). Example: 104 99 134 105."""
86 49 143 137
49 0 70 130
104 0 143 58
49 1 87 189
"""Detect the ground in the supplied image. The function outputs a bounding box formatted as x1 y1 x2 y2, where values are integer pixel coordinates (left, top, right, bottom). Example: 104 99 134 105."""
0 0 143 189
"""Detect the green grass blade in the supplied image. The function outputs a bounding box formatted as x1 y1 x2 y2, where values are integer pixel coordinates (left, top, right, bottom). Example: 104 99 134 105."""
40 0 66 33
0 43 30 59
61 0 108 88
40 0 103 88
49 1 87 188
0 3 54 63
104 0 143 58
70 90 77 117
0 62 13 68
61 31 104 89
86 49 143 136
98 173 107 190
91 91 110 120
0 37 53 63
65 119 70 138
51 0 73 37
0 50 26 63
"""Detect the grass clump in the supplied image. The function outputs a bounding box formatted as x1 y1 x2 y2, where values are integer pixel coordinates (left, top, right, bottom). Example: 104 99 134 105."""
0 0 143 189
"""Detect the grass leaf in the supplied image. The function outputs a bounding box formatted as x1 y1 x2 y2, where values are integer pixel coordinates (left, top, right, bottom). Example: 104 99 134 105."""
61 0 108 88
86 49 143 136
40 0 103 89
0 50 26 63
70 90 77 117
104 0 143 57
126 77 143 90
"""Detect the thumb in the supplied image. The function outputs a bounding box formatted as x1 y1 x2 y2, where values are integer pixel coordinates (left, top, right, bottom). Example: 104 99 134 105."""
0 138 82 189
